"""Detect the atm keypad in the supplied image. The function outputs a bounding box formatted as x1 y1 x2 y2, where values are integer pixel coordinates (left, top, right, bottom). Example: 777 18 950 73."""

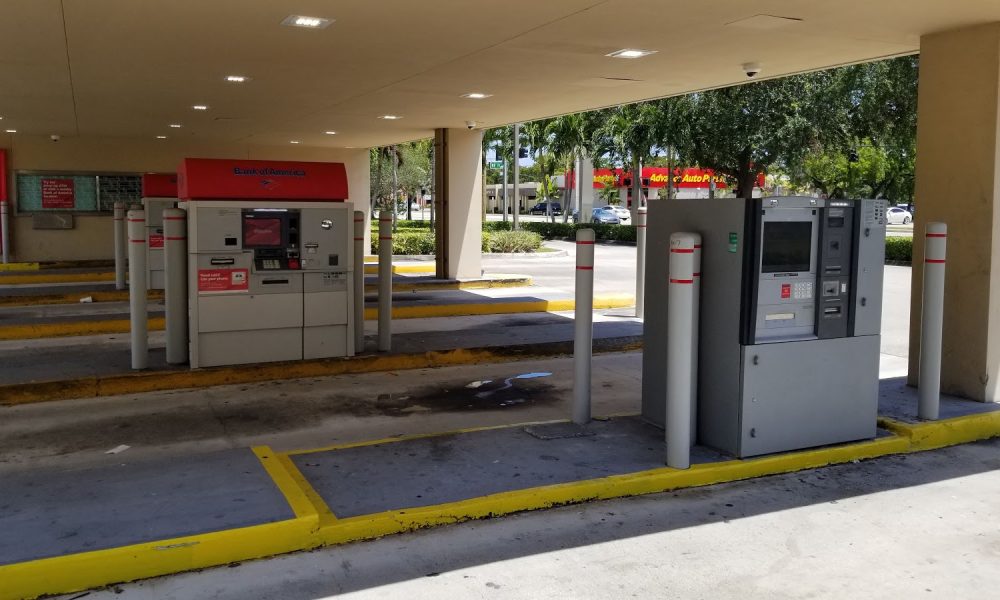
784 282 813 300
262 259 281 270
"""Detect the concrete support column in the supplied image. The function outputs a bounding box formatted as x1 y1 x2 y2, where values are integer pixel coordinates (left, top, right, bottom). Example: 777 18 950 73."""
433 128 483 280
908 23 1000 402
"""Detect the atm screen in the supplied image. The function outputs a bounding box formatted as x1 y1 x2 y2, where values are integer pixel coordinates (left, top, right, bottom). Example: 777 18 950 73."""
243 217 283 248
761 221 812 273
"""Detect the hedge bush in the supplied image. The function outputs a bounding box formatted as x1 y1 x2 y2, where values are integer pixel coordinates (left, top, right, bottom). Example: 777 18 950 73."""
483 230 543 253
885 237 912 262
371 231 435 255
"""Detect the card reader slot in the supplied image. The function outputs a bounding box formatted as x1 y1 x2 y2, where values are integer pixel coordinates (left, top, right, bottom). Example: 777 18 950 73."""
210 258 236 265
261 279 290 285
823 306 842 315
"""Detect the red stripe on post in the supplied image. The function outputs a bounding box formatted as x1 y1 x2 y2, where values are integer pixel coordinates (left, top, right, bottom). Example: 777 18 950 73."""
925 259 946 264
669 278 694 284
164 216 186 221
636 225 647 228
694 244 702 249
127 218 145 223
671 248 694 254
165 236 186 241
129 239 146 244
577 241 595 245
576 266 593 270
926 233 947 238
693 272 701 277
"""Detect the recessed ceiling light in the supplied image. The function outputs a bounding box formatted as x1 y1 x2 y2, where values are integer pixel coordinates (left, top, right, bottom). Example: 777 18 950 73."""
169 124 182 128
324 131 338 135
192 105 209 111
379 115 402 120
461 92 492 99
225 75 249 83
282 15 334 29
290 140 301 144
5 129 16 133
606 48 657 59
156 135 167 139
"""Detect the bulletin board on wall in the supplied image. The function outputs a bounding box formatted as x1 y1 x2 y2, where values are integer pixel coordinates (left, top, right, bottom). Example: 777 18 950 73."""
15 172 141 213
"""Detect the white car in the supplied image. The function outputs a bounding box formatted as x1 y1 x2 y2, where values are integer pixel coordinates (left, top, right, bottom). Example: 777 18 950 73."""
609 206 631 224
886 206 912 225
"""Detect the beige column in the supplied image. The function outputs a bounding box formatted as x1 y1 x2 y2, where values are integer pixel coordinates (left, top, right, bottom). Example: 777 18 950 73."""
908 23 1000 402
434 128 483 280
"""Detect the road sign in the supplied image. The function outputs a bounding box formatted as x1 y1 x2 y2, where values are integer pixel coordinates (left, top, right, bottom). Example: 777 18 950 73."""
488 161 504 170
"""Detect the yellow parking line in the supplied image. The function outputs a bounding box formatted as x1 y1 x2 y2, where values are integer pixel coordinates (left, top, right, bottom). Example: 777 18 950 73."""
0 262 40 272
0 289 163 307
0 272 115 284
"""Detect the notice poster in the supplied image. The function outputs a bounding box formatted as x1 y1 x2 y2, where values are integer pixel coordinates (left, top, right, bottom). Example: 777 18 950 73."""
41 178 75 209
197 268 249 293
148 233 164 249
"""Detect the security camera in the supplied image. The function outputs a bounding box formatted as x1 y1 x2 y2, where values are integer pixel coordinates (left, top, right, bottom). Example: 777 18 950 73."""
742 62 762 78
50 134 61 142
466 120 477 129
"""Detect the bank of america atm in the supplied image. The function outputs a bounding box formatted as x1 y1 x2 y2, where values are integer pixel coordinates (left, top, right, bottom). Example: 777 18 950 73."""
178 158 355 369
642 196 888 457
140 173 179 290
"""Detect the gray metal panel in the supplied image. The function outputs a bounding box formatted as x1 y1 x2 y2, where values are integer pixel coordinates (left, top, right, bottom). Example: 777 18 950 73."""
198 293 303 332
642 198 747 454
303 325 349 359
738 335 880 457
197 329 302 367
193 206 241 253
304 290 348 327
852 199 887 336
248 272 303 295
142 198 174 227
299 206 351 272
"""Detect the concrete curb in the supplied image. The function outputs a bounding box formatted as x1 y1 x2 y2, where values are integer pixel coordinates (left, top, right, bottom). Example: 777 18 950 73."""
6 408 1000 600
0 335 643 406
0 295 633 341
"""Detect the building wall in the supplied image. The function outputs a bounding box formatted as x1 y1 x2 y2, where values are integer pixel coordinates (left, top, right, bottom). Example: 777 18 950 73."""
1 135 370 262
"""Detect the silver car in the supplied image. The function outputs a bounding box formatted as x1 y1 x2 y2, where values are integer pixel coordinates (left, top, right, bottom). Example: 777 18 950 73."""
591 207 620 224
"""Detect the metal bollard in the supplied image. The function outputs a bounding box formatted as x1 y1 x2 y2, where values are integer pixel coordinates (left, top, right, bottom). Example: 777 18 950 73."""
666 232 698 469
127 209 148 370
354 211 365 354
163 208 188 365
573 228 596 425
635 207 647 319
691 239 702 434
377 213 392 352
1 200 9 264
114 202 127 290
918 222 947 420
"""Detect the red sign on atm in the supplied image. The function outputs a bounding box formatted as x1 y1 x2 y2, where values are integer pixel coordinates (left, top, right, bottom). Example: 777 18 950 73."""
148 233 164 249
198 268 249 293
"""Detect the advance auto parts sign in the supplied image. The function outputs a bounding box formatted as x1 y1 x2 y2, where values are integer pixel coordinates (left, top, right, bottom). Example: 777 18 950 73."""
197 268 249 293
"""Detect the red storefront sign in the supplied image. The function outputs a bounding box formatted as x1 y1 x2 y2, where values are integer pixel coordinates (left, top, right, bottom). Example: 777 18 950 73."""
178 158 349 201
567 167 766 190
142 173 178 198
41 178 75 209
197 268 249 292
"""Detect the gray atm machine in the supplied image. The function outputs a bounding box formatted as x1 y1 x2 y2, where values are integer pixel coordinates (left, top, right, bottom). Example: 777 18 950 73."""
642 196 888 457
186 200 354 368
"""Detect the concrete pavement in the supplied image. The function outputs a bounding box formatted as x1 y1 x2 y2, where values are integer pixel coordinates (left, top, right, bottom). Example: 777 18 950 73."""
58 437 999 600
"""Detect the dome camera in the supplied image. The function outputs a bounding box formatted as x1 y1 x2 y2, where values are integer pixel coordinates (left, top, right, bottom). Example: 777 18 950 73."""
742 62 762 78
466 120 477 129
50 134 61 142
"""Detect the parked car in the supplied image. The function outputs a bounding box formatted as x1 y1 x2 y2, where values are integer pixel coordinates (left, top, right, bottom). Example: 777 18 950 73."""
606 206 631 224
571 207 621 224
886 206 912 225
529 201 562 215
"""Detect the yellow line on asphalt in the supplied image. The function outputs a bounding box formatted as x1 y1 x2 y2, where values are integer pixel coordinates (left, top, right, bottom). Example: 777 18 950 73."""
0 272 115 284
0 262 40 272
0 289 163 307
251 447 321 524
878 411 1000 450
363 264 435 275
0 295 632 340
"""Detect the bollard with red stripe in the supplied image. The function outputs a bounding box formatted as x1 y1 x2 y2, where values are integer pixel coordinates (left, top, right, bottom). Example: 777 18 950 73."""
690 237 702 435
353 210 365 353
666 232 699 469
114 202 127 290
919 222 947 420
573 228 596 424
377 212 393 352
127 209 148 369
635 207 647 319
163 208 188 365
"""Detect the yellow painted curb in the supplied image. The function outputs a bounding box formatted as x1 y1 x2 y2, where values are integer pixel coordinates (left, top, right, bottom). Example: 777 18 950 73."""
0 295 631 341
878 411 1000 451
0 289 163 307
0 272 115 284
363 264 435 275
0 262 40 272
